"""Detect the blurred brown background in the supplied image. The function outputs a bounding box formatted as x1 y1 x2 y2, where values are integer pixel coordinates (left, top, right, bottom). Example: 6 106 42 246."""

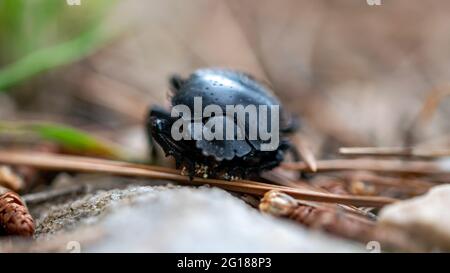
3 0 450 159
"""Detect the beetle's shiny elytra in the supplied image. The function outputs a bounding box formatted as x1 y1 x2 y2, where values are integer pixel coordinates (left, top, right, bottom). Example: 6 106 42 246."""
147 68 298 180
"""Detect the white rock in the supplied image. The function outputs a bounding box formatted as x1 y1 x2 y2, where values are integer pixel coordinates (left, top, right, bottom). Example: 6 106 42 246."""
87 186 361 252
25 185 362 252
379 184 450 251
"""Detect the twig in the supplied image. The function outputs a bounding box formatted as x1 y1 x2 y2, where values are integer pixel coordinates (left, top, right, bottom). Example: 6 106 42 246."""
281 158 450 175
260 190 424 252
0 166 24 192
262 171 377 220
293 133 317 172
339 146 450 158
405 85 450 145
336 171 434 190
0 151 396 207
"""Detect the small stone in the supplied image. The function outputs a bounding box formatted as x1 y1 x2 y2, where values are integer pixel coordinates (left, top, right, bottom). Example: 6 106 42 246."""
379 185 450 251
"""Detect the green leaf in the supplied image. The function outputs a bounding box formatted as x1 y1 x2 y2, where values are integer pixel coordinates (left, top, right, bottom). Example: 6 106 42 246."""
0 121 125 159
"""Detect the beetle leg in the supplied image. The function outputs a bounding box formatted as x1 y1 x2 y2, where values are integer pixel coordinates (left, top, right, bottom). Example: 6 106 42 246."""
169 74 185 93
148 108 202 180
147 106 173 159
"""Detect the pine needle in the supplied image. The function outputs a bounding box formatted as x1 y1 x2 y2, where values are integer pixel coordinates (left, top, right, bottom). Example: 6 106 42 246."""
339 146 450 158
0 151 396 207
282 158 450 175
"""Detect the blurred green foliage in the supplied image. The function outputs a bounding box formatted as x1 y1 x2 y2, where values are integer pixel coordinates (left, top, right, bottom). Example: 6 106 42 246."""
0 121 126 158
0 0 115 91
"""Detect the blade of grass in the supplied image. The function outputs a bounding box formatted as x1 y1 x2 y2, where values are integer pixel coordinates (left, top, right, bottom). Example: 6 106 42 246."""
0 23 111 91
0 151 397 207
0 121 125 159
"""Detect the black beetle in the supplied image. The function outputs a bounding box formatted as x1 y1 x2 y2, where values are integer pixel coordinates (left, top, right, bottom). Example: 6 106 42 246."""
147 68 298 180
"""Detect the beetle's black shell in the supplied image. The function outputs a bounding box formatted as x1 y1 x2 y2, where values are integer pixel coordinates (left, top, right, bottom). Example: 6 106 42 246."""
172 69 290 126
171 68 290 159
172 69 279 109
148 68 296 179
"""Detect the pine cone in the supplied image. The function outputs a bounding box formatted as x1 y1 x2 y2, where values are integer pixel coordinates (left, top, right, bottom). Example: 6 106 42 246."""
0 191 35 237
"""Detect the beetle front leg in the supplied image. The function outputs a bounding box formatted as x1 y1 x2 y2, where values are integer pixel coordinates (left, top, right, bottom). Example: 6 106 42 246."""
146 106 173 159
